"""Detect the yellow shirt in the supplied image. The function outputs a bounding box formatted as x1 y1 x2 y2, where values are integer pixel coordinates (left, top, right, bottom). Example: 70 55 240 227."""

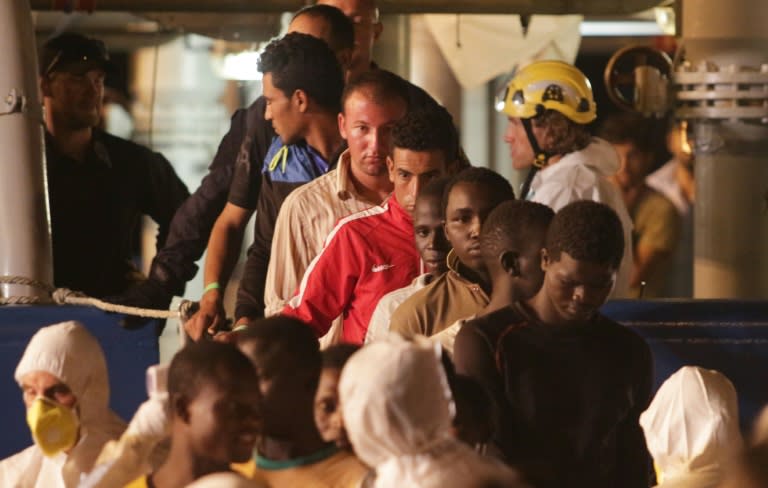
124 475 149 488
235 447 369 488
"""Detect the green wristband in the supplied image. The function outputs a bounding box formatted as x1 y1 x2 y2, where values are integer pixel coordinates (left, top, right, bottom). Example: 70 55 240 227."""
232 323 249 333
203 282 220 294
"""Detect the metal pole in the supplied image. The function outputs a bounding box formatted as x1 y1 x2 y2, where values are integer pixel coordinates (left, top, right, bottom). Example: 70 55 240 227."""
676 0 768 298
0 0 53 303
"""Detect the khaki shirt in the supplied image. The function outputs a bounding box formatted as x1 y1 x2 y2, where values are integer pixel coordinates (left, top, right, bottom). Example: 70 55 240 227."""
264 150 380 344
390 251 490 338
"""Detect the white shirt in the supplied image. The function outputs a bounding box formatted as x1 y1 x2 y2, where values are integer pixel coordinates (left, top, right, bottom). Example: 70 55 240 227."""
646 159 691 217
365 274 431 344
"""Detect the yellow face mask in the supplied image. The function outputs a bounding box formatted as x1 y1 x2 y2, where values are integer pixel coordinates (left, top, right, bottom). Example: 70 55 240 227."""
26 397 79 457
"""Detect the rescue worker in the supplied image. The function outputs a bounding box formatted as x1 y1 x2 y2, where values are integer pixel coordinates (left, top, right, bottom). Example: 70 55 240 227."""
0 321 126 487
500 60 633 297
40 33 189 299
339 336 524 487
639 366 742 488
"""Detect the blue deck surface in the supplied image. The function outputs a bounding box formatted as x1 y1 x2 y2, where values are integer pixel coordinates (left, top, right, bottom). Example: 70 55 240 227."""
603 299 768 431
0 305 159 459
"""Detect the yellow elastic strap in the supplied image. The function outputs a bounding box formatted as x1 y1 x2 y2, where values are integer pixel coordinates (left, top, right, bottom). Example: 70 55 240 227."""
268 145 289 173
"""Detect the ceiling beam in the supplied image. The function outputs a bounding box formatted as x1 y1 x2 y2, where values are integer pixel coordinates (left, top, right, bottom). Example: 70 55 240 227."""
30 0 663 15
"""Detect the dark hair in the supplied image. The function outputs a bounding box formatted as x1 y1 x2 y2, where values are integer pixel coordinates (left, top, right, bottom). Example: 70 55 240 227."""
239 316 322 383
258 32 344 112
168 341 255 405
532 109 591 155
598 111 658 156
392 103 459 163
545 200 624 269
321 343 360 370
341 69 410 112
291 4 355 54
480 200 554 259
442 167 515 216
416 176 451 209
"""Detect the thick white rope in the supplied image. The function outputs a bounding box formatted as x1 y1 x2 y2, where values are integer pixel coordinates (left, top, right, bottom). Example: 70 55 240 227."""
0 275 193 320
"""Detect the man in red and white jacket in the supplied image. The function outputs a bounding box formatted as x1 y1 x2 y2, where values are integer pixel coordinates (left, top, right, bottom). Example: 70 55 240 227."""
282 104 459 344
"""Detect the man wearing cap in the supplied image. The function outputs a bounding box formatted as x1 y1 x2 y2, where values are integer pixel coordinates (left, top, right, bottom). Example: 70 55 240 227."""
39 33 189 298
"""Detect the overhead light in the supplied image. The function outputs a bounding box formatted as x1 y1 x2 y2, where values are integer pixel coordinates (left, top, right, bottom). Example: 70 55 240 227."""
580 20 665 37
218 51 261 81
654 6 676 36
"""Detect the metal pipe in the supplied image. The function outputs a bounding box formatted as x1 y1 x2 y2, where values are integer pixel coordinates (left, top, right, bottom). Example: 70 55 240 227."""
0 0 54 303
676 0 768 298
29 0 663 15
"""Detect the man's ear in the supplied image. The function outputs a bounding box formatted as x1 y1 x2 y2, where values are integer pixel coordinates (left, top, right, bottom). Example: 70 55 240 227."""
172 394 191 424
338 112 347 140
373 21 384 42
540 248 550 272
386 156 396 183
294 89 308 113
499 250 521 277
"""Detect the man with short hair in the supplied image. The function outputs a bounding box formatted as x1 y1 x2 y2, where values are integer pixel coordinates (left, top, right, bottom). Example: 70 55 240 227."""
390 167 515 339
236 317 369 487
276 103 455 344
187 27 348 340
431 199 554 354
237 70 410 334
600 112 681 298
454 201 652 488
365 176 451 343
39 33 189 298
126 342 261 488
318 0 382 76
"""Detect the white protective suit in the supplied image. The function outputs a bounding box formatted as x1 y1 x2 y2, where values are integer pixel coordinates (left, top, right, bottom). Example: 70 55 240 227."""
528 137 634 298
0 321 126 488
639 366 742 488
339 337 523 488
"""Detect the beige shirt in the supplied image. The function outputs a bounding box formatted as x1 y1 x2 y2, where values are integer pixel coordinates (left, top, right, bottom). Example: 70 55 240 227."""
390 251 490 339
264 150 380 343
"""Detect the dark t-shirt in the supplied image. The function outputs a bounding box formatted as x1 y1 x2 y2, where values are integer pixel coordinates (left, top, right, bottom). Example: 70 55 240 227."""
454 303 652 488
45 130 189 297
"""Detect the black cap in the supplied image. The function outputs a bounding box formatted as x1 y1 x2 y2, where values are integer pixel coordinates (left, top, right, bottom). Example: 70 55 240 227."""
39 33 116 77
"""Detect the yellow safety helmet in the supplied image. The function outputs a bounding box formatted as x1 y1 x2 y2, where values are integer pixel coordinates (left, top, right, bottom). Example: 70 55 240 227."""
500 60 597 124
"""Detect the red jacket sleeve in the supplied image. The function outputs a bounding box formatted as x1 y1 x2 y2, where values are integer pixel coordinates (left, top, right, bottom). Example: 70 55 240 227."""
282 223 362 336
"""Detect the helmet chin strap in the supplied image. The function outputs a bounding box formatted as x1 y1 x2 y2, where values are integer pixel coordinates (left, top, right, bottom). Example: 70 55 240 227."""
519 117 553 199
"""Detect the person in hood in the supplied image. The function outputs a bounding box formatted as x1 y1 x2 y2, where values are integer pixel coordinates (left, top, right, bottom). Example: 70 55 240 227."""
0 321 126 488
339 336 524 488
499 60 633 297
639 366 742 488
